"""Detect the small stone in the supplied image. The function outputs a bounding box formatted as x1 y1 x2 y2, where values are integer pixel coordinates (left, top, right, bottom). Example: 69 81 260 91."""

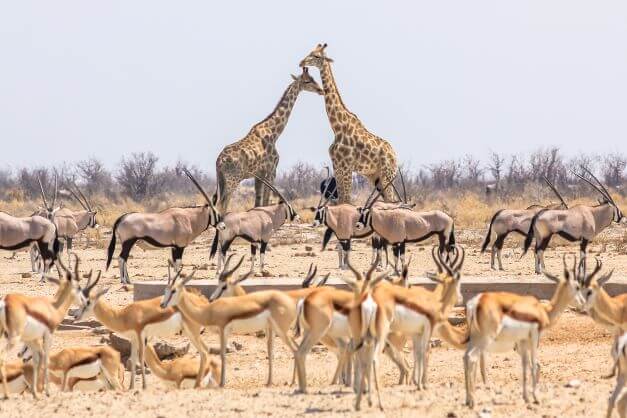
255 330 266 338
565 379 581 388
304 245 313 252
21 272 32 278
446 413 457 418
430 339 442 348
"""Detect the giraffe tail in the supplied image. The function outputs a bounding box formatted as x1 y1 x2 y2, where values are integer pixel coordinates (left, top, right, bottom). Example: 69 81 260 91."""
214 170 226 207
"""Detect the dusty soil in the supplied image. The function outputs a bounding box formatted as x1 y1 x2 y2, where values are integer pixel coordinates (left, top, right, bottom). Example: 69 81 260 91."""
0 224 626 417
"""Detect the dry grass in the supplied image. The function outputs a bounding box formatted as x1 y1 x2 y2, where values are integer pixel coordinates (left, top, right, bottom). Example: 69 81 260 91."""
2 191 624 232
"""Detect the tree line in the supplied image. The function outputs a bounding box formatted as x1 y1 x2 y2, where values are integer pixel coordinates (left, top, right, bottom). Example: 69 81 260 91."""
0 148 624 204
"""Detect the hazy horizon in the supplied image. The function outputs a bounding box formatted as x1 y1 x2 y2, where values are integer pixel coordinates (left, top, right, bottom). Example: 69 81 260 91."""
1 1 626 173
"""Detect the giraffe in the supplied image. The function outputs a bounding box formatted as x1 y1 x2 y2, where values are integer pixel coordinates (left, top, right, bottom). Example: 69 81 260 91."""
214 67 323 212
300 43 398 203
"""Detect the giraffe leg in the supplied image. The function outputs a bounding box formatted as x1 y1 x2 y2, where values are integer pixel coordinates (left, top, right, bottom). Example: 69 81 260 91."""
333 168 353 204
254 177 264 208
262 168 277 206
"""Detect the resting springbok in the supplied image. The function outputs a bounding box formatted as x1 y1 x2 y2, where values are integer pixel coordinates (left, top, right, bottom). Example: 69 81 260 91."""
0 256 86 398
463 254 581 408
144 343 219 389
523 168 625 274
106 168 220 283
72 269 207 390
0 358 37 395
21 345 124 392
210 176 299 275
355 184 455 273
481 175 568 270
160 264 298 387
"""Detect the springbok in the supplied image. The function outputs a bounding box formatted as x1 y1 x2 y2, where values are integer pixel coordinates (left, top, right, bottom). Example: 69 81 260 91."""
160 264 299 387
463 254 581 408
106 168 220 283
481 175 568 270
143 342 219 389
523 168 625 274
72 269 208 390
355 184 455 273
210 176 299 275
21 345 124 392
0 358 36 395
0 256 87 398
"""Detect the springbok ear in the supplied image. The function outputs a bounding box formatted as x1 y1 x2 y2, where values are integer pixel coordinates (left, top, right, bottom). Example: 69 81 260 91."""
291 74 298 81
370 270 391 289
95 287 109 299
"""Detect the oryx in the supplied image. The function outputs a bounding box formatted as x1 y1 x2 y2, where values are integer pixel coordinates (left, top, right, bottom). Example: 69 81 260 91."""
106 168 220 284
523 167 625 273
210 176 299 275
355 181 455 273
0 211 59 281
481 175 568 270
310 174 410 269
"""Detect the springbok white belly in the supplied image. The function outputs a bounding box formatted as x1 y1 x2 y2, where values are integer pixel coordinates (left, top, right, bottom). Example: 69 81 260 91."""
72 378 107 392
392 305 430 334
22 316 50 341
327 311 350 339
67 360 102 380
227 310 270 335
487 316 538 353
7 375 28 393
144 313 184 338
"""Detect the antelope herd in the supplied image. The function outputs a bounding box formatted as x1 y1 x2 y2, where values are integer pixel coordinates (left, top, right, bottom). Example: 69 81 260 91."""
0 42 626 416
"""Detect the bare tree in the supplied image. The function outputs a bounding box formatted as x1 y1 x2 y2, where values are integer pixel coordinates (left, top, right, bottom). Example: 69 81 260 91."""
76 157 114 196
601 153 626 188
275 162 322 200
116 152 163 201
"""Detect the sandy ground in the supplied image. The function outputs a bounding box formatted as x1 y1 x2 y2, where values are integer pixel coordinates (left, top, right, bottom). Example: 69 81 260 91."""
0 223 626 417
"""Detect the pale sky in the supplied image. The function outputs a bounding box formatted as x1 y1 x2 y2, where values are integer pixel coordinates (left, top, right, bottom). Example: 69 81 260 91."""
1 1 626 173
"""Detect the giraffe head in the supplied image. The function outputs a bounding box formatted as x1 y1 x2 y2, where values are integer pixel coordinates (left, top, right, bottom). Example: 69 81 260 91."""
299 43 333 69
291 67 323 95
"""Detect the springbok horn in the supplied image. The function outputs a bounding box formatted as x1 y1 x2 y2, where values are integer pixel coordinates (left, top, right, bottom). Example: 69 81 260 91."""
222 255 245 280
431 246 443 273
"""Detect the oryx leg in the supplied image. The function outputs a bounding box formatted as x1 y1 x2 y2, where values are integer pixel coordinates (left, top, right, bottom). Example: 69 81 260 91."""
392 243 401 273
400 242 407 270
580 239 589 271
493 233 507 270
118 239 137 284
340 240 350 270
217 239 234 276
259 241 268 274
250 244 257 273
171 246 184 272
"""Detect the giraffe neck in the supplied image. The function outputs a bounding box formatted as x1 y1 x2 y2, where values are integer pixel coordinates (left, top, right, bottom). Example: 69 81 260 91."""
253 81 301 143
319 60 356 132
